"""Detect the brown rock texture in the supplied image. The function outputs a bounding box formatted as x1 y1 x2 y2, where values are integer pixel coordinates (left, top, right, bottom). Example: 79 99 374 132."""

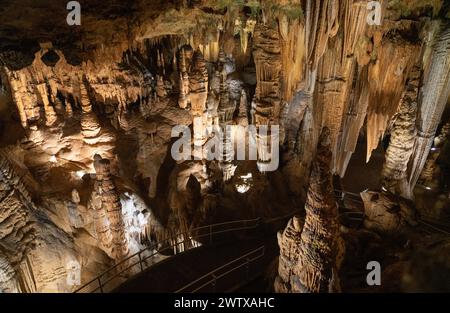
361 190 418 234
366 35 421 163
382 66 420 198
92 156 129 261
408 21 450 190
275 128 344 293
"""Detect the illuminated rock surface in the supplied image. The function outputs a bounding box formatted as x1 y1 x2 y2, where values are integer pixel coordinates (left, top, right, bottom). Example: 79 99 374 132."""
0 0 449 293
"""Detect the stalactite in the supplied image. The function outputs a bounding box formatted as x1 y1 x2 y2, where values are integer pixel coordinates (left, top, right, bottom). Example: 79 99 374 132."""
334 65 370 176
381 66 420 199
294 94 319 188
287 0 368 185
366 36 421 162
305 0 340 72
408 21 450 191
315 33 355 157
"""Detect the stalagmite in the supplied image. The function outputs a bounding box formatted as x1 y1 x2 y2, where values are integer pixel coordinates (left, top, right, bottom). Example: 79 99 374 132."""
274 216 303 293
236 89 248 126
36 83 57 126
189 50 209 146
178 47 192 109
79 82 101 141
276 128 344 293
218 70 236 181
65 98 73 118
361 190 417 234
381 66 420 199
408 21 450 191
93 155 129 261
418 119 450 187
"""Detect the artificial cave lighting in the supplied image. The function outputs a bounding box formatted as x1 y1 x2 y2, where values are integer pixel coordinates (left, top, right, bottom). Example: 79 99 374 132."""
235 173 253 194
0 0 449 298
236 183 250 194
74 170 86 179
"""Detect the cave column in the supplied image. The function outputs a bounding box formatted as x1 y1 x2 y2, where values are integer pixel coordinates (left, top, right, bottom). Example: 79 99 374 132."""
252 23 282 173
275 128 344 293
381 66 420 199
408 21 450 191
93 155 129 261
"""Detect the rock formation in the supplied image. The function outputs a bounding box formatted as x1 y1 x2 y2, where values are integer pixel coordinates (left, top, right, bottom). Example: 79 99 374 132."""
382 66 420 198
0 0 449 293
252 23 282 173
361 190 418 235
92 155 129 261
275 128 344 293
408 21 450 191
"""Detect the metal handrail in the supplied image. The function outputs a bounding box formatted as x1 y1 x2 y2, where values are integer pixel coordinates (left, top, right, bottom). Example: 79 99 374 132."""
335 189 364 202
175 245 265 293
418 219 450 236
74 217 261 293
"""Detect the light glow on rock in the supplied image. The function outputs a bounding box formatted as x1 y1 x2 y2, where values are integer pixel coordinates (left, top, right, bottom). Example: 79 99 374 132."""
235 173 253 194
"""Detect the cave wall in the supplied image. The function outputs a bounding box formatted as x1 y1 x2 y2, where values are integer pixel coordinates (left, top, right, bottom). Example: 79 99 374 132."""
0 0 449 292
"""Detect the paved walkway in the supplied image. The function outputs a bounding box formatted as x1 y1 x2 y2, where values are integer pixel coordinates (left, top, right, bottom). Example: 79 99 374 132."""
114 223 282 293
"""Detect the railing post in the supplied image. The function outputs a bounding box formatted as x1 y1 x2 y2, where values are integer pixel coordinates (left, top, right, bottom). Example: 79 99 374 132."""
138 252 144 272
246 258 250 280
211 274 217 292
98 277 103 293
209 225 213 244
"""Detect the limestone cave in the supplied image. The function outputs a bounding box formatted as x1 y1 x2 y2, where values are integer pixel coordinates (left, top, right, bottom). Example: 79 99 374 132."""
0 0 449 294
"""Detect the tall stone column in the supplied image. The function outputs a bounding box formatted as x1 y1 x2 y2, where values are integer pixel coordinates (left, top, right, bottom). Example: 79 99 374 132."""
408 21 450 191
252 23 282 173
80 82 101 141
189 50 209 147
381 66 420 199
93 155 129 261
275 128 344 293
218 69 236 181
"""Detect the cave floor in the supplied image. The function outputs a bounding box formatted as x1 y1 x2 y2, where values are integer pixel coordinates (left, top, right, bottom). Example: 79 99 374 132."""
113 218 283 293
